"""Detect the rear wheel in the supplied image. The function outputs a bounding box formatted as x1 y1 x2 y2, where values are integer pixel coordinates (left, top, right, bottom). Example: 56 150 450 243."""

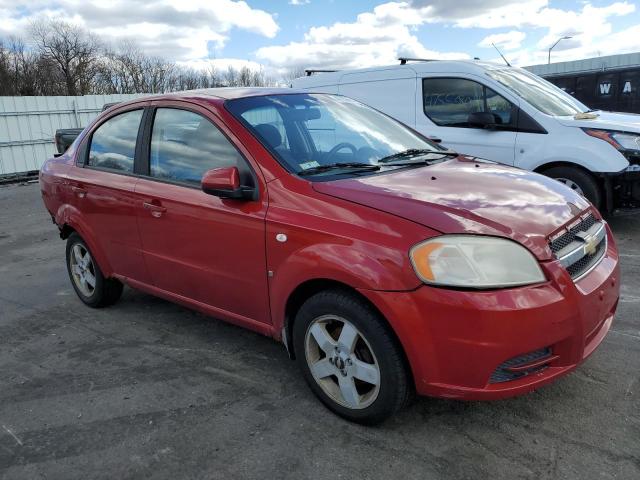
543 165 602 209
293 289 412 424
66 233 123 308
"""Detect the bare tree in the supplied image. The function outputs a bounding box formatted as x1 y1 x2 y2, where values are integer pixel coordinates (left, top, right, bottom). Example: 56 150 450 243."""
282 66 307 87
2 21 278 96
30 19 102 95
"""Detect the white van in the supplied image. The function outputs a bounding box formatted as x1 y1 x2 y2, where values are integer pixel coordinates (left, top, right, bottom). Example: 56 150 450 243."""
292 60 640 211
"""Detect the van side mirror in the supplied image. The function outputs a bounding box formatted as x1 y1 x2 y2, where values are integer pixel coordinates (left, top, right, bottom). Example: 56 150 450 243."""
201 166 254 200
467 112 496 129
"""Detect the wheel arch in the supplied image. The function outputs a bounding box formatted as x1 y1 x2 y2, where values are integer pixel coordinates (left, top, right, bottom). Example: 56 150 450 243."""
533 160 598 177
281 279 415 389
57 206 114 277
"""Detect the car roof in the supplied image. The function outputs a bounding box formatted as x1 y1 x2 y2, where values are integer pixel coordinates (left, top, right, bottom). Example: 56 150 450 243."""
145 87 311 102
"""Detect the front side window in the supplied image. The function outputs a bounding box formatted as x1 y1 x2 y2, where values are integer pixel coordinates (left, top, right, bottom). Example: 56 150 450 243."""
149 108 244 184
88 109 143 172
487 67 589 116
226 93 441 177
423 78 516 128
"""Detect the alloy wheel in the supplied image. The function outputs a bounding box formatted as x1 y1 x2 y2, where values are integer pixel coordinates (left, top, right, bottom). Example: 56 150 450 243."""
69 244 96 297
304 314 381 410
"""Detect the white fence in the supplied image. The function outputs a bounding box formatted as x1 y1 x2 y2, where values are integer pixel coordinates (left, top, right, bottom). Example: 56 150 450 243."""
0 94 147 176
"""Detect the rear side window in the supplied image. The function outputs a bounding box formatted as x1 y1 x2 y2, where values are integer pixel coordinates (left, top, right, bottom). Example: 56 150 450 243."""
88 109 143 172
149 108 244 184
423 78 515 128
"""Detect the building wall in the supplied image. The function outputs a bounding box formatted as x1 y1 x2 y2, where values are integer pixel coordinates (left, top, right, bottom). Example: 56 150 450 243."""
0 94 147 176
525 52 640 77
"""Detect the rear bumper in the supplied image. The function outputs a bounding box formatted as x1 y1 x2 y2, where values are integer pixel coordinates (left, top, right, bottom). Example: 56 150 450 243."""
359 227 620 400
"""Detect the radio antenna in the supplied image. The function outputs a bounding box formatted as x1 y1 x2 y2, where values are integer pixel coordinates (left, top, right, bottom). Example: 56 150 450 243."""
491 43 511 67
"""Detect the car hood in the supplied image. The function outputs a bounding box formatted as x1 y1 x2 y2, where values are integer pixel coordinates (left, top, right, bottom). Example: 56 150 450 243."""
555 110 640 133
312 157 592 260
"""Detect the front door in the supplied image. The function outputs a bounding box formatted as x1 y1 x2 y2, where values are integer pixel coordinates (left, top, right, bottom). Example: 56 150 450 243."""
134 104 271 325
417 77 517 164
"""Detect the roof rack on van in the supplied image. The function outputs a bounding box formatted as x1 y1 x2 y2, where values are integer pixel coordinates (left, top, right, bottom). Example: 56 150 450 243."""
305 69 337 76
399 57 437 65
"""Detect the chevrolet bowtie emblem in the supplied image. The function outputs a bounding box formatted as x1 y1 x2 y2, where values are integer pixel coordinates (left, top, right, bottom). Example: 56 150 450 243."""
576 231 598 256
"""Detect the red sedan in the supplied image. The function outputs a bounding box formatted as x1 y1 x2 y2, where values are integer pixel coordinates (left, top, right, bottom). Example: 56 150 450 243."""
40 89 620 424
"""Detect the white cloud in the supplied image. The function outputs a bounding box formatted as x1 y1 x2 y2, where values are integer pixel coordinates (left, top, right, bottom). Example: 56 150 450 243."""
256 2 470 72
289 0 310 5
0 0 279 61
479 31 526 51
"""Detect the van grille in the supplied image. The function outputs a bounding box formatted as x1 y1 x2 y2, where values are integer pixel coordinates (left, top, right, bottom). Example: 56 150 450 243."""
549 213 606 281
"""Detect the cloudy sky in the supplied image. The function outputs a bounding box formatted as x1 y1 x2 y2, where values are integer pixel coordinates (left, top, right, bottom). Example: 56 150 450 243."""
1 0 639 75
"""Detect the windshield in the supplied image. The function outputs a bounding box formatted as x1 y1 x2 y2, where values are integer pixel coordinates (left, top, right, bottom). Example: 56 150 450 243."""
225 93 443 177
487 68 590 116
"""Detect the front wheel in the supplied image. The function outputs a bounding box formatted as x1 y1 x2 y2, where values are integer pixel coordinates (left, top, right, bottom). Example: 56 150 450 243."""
543 165 602 209
66 233 123 308
293 290 412 424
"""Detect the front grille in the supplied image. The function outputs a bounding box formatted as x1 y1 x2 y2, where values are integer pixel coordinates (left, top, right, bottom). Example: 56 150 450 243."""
549 212 607 280
549 213 596 254
566 237 606 278
489 347 552 384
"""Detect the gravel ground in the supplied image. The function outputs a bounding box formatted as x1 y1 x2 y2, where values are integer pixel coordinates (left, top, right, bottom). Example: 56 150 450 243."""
0 182 638 480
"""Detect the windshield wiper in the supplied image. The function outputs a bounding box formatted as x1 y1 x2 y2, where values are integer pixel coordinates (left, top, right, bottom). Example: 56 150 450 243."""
297 162 381 176
377 148 458 164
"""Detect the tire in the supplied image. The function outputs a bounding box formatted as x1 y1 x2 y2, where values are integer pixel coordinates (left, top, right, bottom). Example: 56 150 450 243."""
66 232 123 308
292 289 413 425
543 165 602 209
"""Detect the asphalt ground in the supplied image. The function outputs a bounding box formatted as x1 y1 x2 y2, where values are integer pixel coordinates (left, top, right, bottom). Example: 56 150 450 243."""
0 182 638 480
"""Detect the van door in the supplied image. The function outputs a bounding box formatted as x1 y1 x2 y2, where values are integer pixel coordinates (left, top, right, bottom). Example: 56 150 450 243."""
416 77 517 164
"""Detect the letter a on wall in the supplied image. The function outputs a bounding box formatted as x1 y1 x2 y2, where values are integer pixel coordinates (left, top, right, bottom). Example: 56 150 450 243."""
622 81 632 94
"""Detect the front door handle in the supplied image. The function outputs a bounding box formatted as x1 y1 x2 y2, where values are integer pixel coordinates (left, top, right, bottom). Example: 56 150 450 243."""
143 202 167 218
427 136 442 143
71 186 87 198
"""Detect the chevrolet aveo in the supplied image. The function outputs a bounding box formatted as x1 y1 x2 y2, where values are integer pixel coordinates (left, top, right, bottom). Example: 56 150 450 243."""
40 88 620 424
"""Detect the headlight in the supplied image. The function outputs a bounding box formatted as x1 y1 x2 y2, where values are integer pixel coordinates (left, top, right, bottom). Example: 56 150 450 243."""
583 129 640 153
409 235 546 288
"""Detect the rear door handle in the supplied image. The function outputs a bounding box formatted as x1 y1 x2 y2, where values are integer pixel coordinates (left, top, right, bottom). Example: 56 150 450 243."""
143 201 167 218
71 186 87 198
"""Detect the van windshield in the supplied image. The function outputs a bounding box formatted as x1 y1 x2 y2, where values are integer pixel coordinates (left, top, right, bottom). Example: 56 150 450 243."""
225 93 444 177
487 68 590 117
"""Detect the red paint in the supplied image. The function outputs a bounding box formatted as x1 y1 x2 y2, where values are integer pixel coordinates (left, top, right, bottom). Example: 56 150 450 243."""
40 89 620 401
201 166 240 192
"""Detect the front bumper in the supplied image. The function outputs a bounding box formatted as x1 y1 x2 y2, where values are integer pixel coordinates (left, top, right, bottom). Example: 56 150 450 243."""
601 167 640 211
359 227 620 400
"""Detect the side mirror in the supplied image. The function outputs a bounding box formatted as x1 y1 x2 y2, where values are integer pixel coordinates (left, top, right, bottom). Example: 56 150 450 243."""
201 166 254 200
467 112 496 129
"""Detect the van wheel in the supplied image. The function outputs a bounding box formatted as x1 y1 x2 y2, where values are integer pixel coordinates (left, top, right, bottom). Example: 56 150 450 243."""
292 289 412 425
66 233 123 308
543 166 601 209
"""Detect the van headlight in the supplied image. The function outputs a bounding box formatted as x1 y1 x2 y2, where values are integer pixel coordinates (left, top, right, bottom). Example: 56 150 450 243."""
583 129 640 153
410 235 546 288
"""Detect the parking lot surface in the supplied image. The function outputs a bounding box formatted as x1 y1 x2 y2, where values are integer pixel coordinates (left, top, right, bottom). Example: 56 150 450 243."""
0 182 639 480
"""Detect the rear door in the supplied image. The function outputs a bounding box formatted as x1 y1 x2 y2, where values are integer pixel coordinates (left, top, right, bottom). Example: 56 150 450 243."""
416 77 518 164
134 101 271 325
68 107 151 283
